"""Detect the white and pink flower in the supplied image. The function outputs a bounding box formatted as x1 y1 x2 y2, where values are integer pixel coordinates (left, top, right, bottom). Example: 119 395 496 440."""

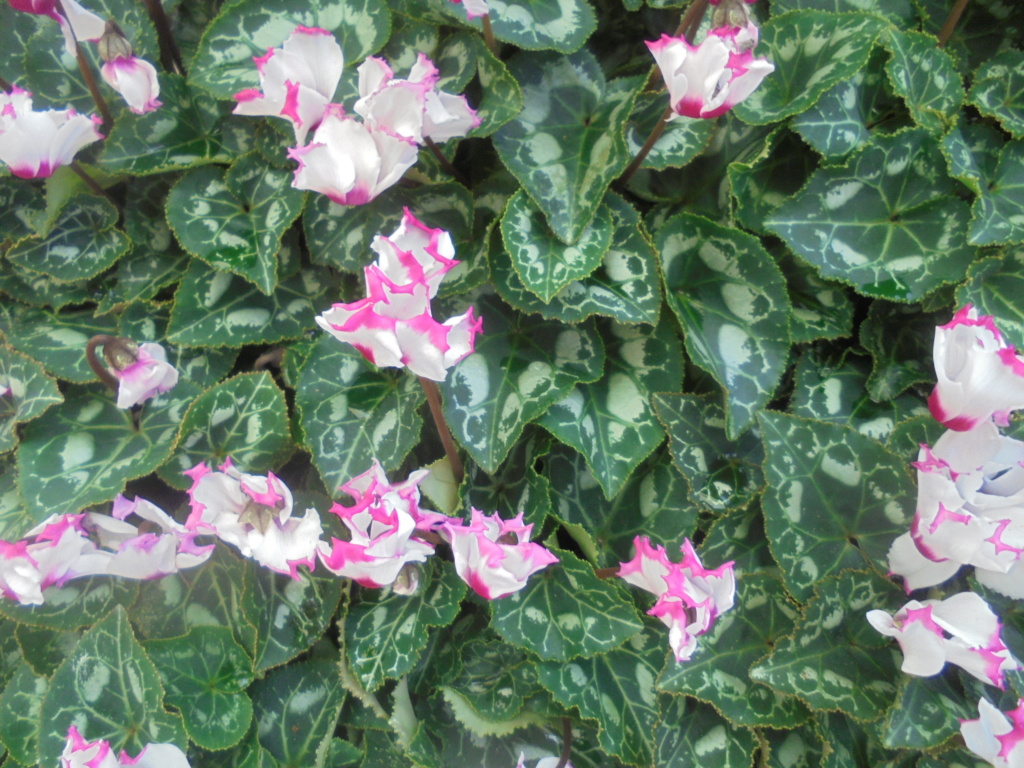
318 461 441 591
866 592 1019 688
929 306 1024 432
109 341 178 409
0 86 102 179
441 509 558 599
101 56 161 115
61 726 191 768
185 459 322 578
9 0 106 54
233 26 344 145
646 29 773 120
961 697 1024 768
315 212 481 381
354 54 479 144
618 536 736 662
288 105 418 206
0 514 94 605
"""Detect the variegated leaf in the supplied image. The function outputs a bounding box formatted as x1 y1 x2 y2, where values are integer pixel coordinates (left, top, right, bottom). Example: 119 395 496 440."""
0 346 63 454
968 49 1024 138
656 695 758 768
956 248 1024 349
884 29 962 135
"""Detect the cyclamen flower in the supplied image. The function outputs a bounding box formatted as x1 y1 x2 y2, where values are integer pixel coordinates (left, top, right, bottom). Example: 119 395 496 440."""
100 56 161 114
355 54 479 144
109 341 178 408
61 726 191 768
288 105 418 206
929 306 1024 431
315 210 481 381
515 755 574 768
449 0 489 19
961 698 1024 768
318 461 442 591
0 514 95 605
619 536 736 662
8 0 105 54
647 28 774 119
441 509 559 599
0 86 102 179
888 421 1024 596
233 26 344 145
866 592 1019 688
185 459 322 578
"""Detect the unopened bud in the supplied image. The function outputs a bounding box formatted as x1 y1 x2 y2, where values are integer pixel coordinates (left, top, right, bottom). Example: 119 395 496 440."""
392 563 422 596
103 337 139 370
711 0 751 30
98 20 134 62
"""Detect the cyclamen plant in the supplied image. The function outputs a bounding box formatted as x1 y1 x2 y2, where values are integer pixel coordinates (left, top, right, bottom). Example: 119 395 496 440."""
1 0 1022 765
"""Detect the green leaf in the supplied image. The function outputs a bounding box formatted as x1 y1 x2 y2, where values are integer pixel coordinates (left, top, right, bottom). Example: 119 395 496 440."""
0 577 137 631
442 638 536 724
750 571 903 720
38 607 186 766
539 317 682 499
536 627 663 766
0 177 45 248
658 574 809 728
436 33 523 139
655 695 758 768
0 346 63 454
626 93 715 171
733 11 887 125
653 393 764 514
658 213 791 438
941 122 1003 200
441 295 604 473
250 660 345 768
345 562 467 693
968 141 1024 246
144 626 254 751
546 445 698 563
0 306 117 383
967 49 1024 139
131 548 257 652
166 156 306 294
493 50 640 243
489 548 642 661
464 428 552 531
770 0 914 21
700 502 778 577
728 128 817 235
16 382 201 520
191 0 391 98
304 181 473 273
0 662 47 765
157 372 291 489
166 259 330 347
758 412 913 600
492 192 662 325
0 5 38 87
243 569 344 672
14 620 81 677
446 0 596 54
819 712 909 768
763 723 825 768
859 301 944 402
766 129 974 302
882 674 971 750
956 248 1024 349
779 249 854 343
0 456 33 541
883 30 962 135
0 260 98 311
190 724 278 768
500 190 612 302
100 75 249 175
295 335 425 496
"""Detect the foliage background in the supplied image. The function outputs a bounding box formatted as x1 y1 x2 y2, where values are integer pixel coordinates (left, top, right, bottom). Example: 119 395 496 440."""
2 0 1024 765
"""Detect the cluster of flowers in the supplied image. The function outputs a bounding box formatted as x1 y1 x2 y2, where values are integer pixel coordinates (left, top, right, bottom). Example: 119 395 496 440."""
647 0 773 120
60 726 190 768
864 306 1024 766
232 26 479 206
1 0 161 177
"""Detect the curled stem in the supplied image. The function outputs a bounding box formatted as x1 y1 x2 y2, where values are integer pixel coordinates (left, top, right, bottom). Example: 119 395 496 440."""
85 335 122 392
618 104 673 187
937 0 970 46
138 0 184 73
481 14 499 56
554 717 573 768
419 377 464 486
54 0 113 128
424 136 470 186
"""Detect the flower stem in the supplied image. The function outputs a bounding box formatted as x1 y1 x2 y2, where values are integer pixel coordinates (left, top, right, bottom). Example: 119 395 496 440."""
70 160 114 201
0 75 11 91
594 566 621 579
424 136 470 186
138 0 184 73
554 717 573 768
644 0 711 90
85 335 121 392
937 0 970 46
618 104 673 187
55 0 113 129
419 377 464 486
481 14 499 56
